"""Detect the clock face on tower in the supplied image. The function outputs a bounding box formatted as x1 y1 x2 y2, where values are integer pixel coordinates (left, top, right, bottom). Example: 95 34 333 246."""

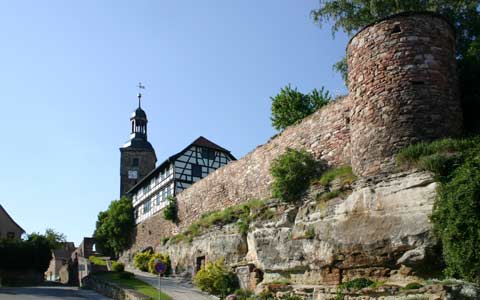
128 170 138 179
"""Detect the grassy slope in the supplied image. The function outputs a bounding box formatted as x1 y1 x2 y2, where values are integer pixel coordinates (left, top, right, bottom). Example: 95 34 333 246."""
96 272 171 300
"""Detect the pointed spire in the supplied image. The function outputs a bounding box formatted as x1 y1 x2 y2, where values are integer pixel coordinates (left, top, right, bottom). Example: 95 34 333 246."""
136 82 145 108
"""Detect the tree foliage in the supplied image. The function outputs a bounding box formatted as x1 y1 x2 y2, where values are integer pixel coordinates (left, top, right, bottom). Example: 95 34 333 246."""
27 228 67 251
270 85 331 131
0 234 52 272
311 0 480 133
270 148 320 202
397 136 480 283
432 151 480 283
93 197 134 258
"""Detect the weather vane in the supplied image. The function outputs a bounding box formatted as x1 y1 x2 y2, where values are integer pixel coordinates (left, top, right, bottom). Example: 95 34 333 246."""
137 82 145 107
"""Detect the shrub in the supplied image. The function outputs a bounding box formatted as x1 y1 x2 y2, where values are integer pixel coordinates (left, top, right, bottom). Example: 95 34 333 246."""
111 261 125 272
402 282 423 290
193 259 238 298
432 157 480 283
133 251 153 272
397 136 480 283
163 196 178 222
147 253 171 275
270 148 319 202
340 278 375 290
270 85 331 131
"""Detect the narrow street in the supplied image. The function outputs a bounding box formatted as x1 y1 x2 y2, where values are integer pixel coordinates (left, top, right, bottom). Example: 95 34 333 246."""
127 268 215 300
0 285 111 300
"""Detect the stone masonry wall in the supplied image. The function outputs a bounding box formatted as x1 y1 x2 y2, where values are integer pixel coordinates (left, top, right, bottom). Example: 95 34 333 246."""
128 97 351 253
125 12 463 256
348 12 463 176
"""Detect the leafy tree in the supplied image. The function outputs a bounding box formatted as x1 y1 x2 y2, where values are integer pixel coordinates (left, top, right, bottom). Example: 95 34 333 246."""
0 234 52 274
270 148 320 202
93 197 134 258
44 228 67 249
27 228 66 250
311 0 480 133
270 85 331 131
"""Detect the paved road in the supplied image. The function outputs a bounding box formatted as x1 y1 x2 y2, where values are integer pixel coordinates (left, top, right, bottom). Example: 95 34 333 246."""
127 268 215 300
0 285 111 300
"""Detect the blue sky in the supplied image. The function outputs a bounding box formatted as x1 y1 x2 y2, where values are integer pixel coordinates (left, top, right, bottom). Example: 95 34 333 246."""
0 1 348 245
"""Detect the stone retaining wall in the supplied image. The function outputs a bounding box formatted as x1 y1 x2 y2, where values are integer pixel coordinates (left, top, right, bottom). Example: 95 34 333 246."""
129 97 351 253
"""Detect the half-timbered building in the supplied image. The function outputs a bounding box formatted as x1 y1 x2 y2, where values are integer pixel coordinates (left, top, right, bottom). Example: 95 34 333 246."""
127 136 236 224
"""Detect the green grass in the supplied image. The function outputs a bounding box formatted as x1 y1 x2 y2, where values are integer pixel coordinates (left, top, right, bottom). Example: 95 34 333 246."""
89 255 107 266
96 272 171 300
316 166 357 187
170 199 270 244
395 137 479 176
317 189 342 201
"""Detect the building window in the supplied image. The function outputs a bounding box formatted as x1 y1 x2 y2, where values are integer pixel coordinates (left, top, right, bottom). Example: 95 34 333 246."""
192 164 202 177
143 200 151 214
7 232 15 239
132 158 139 167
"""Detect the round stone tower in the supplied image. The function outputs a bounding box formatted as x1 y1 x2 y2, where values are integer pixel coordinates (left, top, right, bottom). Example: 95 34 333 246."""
347 12 463 177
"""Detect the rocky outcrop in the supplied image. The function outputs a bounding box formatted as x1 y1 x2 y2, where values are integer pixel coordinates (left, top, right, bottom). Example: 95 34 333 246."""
247 171 438 286
153 171 440 294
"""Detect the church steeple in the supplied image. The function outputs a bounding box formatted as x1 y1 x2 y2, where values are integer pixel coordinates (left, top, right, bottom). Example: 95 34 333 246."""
130 93 148 140
119 84 157 197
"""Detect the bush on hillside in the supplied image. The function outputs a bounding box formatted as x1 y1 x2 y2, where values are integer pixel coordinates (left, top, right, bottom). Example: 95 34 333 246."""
163 196 178 222
193 259 238 298
270 148 319 202
147 253 171 275
397 136 480 283
133 251 153 272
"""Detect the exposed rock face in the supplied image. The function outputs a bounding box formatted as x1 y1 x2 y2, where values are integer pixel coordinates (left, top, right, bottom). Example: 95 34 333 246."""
155 171 438 290
247 171 437 285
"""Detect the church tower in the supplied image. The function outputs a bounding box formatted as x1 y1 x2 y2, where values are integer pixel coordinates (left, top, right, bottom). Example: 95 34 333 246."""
120 89 157 197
